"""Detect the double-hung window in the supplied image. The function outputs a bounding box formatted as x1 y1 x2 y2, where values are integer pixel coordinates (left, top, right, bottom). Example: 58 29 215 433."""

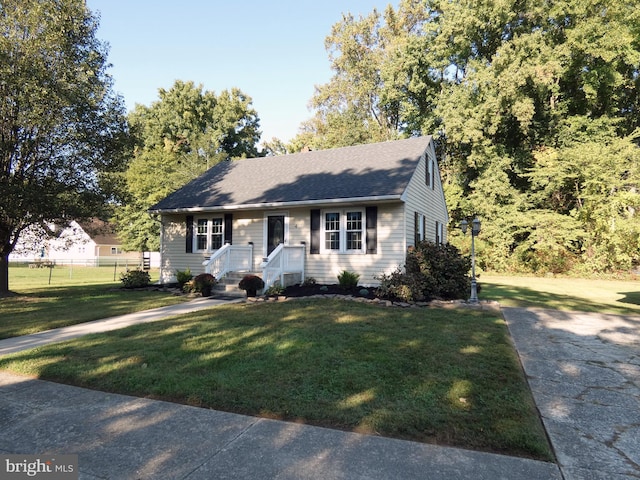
323 209 364 253
195 217 224 252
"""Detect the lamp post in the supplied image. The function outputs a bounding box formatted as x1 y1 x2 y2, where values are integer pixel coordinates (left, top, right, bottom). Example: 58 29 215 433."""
461 217 481 304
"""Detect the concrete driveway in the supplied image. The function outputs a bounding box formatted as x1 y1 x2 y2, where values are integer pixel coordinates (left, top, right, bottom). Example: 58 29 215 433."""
503 308 640 480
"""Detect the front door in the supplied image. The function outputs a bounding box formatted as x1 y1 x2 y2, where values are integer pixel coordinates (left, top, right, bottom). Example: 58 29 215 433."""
267 215 285 256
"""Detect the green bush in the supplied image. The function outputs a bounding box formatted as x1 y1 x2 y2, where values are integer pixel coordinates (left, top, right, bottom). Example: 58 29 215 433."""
120 269 151 289
337 270 360 289
175 268 193 287
376 242 471 301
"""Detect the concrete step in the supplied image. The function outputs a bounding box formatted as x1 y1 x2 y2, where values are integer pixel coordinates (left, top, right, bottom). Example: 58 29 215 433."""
213 271 261 297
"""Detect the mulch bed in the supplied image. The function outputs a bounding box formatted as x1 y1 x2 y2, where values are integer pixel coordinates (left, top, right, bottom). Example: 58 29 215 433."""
282 283 378 300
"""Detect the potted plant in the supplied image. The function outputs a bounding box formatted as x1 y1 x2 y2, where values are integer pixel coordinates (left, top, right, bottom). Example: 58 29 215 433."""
193 273 217 297
238 274 265 297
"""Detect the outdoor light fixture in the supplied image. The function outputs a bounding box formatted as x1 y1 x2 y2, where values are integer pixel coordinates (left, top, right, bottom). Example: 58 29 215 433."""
460 216 481 303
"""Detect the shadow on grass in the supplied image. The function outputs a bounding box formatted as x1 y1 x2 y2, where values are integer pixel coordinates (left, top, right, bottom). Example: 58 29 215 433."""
0 284 186 339
0 300 553 461
618 291 640 306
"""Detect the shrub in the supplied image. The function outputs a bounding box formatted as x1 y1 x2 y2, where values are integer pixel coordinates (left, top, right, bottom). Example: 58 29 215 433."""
302 277 317 287
175 268 193 287
265 284 285 296
193 273 216 295
376 242 471 301
120 269 151 289
238 274 265 291
375 268 417 301
408 241 471 300
337 270 360 289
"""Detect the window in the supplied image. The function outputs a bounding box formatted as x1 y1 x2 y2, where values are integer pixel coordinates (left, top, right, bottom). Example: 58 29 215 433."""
415 212 426 245
324 212 340 250
426 157 435 189
211 218 223 250
322 209 365 253
194 217 224 252
435 221 444 245
196 219 208 251
346 211 362 250
111 247 122 255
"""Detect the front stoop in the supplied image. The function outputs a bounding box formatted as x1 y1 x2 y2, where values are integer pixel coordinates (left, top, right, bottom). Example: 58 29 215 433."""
213 271 258 297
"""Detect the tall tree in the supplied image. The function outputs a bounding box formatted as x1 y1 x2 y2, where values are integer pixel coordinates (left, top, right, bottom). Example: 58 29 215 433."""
300 0 640 273
115 81 261 251
294 0 434 150
0 0 129 294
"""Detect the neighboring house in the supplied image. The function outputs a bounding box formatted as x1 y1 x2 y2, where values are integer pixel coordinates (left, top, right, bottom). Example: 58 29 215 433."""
10 219 153 267
150 136 449 289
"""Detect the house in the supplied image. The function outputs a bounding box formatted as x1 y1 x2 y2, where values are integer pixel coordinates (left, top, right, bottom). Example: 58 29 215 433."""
150 136 449 289
10 219 153 268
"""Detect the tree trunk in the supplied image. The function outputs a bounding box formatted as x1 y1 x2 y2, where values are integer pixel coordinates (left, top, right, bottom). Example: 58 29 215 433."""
0 253 9 296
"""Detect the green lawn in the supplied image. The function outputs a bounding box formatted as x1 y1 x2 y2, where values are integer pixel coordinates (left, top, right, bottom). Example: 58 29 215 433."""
0 266 187 339
0 299 552 461
480 274 640 315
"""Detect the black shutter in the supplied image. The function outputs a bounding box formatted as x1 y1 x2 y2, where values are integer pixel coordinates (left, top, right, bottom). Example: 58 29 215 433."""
186 215 193 253
366 206 377 254
310 209 320 254
414 211 419 246
224 213 233 245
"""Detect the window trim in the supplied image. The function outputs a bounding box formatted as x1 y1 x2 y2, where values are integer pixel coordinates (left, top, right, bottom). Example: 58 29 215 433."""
320 208 366 254
193 216 225 253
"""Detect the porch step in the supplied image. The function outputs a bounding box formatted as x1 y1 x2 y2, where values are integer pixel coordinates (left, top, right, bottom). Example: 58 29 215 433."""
213 271 260 297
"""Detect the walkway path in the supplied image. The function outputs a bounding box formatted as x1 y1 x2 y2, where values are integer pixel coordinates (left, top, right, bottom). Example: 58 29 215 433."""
503 307 640 480
0 296 243 356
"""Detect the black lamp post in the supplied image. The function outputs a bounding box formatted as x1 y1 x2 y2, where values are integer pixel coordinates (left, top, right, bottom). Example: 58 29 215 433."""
460 217 481 304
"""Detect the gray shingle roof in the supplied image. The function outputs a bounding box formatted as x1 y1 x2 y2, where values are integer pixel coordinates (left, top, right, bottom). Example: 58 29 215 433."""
150 136 432 212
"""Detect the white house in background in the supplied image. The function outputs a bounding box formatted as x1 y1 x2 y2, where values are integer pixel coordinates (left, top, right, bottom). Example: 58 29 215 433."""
149 136 449 289
10 219 156 267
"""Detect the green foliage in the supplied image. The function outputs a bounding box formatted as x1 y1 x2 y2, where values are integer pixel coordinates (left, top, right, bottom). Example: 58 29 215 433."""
0 0 129 293
115 81 262 251
265 284 285 296
299 0 640 275
337 270 360 288
377 242 471 301
120 270 151 289
302 277 317 287
175 268 193 288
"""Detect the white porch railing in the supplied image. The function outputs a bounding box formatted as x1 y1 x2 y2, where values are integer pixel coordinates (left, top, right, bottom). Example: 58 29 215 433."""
261 244 306 292
202 243 253 280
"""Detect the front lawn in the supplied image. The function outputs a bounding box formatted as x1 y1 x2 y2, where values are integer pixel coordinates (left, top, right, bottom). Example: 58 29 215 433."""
0 299 553 461
0 265 187 339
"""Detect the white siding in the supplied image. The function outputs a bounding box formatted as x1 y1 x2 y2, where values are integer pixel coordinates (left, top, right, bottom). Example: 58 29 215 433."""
160 204 407 286
403 144 449 247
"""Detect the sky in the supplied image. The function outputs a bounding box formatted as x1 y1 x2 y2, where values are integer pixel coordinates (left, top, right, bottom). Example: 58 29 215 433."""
86 0 397 144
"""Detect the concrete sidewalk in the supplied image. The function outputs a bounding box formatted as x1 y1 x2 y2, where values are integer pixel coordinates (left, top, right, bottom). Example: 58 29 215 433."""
503 307 640 480
0 296 243 356
0 372 561 480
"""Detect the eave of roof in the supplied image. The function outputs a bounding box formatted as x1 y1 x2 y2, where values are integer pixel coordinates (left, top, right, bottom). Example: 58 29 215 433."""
149 194 403 214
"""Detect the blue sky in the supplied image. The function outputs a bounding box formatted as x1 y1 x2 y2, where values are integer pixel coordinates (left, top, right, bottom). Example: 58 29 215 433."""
86 0 397 144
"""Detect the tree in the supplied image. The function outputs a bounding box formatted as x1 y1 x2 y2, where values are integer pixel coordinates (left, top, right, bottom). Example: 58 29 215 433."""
115 81 261 251
300 0 640 273
293 0 434 149
0 0 129 294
